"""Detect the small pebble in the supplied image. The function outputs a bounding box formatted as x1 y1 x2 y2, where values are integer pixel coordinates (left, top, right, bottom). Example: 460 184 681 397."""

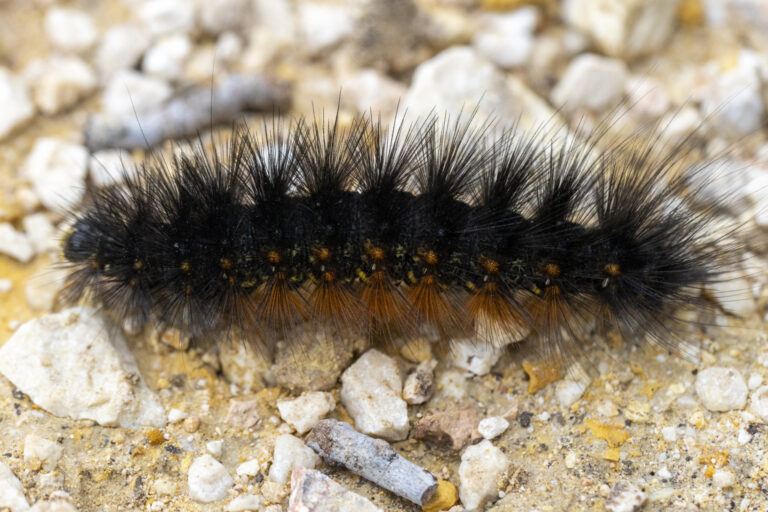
551 53 628 112
402 360 437 405
341 349 409 441
477 417 510 440
555 380 586 408
748 373 763 390
23 138 88 214
23 434 63 471
167 408 188 424
187 454 234 503
661 426 677 442
44 7 97 53
564 451 578 469
0 223 34 263
298 1 354 54
22 213 57 255
138 0 196 36
458 440 509 511
287 467 383 512
695 367 748 412
0 279 11 294
183 416 201 433
24 56 97 116
206 440 223 457
712 468 735 489
226 494 263 512
0 461 30 511
473 8 538 69
0 68 34 140
235 459 260 477
268 434 319 485
101 70 172 118
143 34 193 82
96 24 152 78
277 391 336 435
749 385 768 421
605 482 647 512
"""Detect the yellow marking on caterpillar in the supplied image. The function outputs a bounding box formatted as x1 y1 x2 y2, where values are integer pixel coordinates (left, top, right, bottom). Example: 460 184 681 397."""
219 257 233 270
604 263 621 277
180 260 191 273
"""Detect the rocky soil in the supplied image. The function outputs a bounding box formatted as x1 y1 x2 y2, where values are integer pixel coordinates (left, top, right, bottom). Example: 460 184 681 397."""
1 0 768 511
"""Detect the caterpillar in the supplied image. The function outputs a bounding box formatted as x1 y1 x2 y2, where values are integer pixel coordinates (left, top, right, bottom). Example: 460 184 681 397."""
61 112 739 364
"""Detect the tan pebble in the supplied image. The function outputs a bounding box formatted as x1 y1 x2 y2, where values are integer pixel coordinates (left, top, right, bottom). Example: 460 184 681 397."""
423 479 458 512
183 416 201 433
146 428 165 445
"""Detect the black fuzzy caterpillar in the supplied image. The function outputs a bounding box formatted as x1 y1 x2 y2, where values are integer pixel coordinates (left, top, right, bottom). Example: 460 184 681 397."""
62 113 737 362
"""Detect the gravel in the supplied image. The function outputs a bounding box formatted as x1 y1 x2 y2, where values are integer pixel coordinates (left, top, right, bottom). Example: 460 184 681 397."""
695 367 749 412
340 349 409 441
187 454 234 503
0 308 165 428
458 440 509 511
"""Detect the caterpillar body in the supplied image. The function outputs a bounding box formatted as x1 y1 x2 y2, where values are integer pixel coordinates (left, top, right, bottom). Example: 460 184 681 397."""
62 113 736 362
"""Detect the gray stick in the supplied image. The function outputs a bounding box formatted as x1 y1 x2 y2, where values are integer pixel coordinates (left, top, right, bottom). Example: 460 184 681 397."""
85 74 291 151
306 419 437 506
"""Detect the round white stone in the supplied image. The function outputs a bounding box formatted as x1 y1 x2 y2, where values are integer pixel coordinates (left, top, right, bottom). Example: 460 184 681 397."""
477 417 510 440
555 380 587 408
44 7 98 53
695 367 748 412
188 455 234 503
749 385 768 421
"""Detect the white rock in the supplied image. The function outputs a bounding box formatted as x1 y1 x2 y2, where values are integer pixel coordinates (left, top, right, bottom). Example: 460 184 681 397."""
555 380 587 408
0 68 35 140
198 0 252 34
44 8 97 54
458 440 509 511
22 214 57 255
0 223 34 263
23 434 62 471
298 2 353 54
695 367 748 412
402 359 437 405
701 57 766 140
564 451 578 469
403 46 557 130
340 70 407 120
206 440 224 457
167 408 188 424
139 0 196 36
659 106 703 142
235 459 261 477
477 417 510 440
660 426 677 442
712 468 735 489
0 279 11 294
287 467 383 512
277 392 336 435
450 339 503 376
216 32 244 63
226 494 263 512
89 150 136 188
0 308 165 428
24 57 97 116
0 461 29 512
605 482 647 512
101 70 173 118
749 385 768 421
340 349 409 441
551 53 628 112
473 8 538 69
268 434 319 485
188 454 234 503
625 75 671 121
563 0 680 58
748 373 763 390
142 34 193 82
96 24 152 79
23 138 88 214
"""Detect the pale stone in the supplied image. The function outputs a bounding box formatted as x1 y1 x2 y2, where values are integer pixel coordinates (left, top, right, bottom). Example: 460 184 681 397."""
277 392 336 435
188 455 234 503
23 434 62 471
268 434 319 485
551 53 628 112
24 57 96 116
695 367 748 412
0 308 165 428
340 349 409 441
44 8 98 53
458 440 509 511
23 138 88 214
0 68 35 140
